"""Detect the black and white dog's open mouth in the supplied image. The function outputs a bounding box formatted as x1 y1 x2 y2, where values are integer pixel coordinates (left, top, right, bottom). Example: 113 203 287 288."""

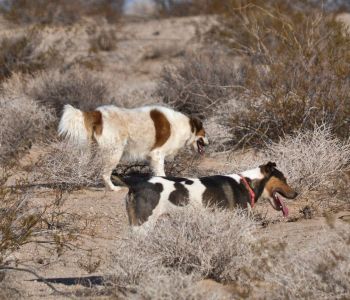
272 191 289 217
197 138 205 155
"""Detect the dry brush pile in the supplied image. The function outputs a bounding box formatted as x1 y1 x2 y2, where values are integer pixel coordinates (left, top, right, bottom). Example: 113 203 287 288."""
108 206 350 299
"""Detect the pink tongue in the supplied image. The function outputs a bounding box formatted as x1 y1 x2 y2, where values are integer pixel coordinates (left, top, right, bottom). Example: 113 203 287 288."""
280 199 289 217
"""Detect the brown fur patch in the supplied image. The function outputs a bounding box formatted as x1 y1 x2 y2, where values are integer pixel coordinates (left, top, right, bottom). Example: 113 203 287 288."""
264 177 296 198
150 109 171 149
196 128 206 137
190 117 205 137
83 111 103 138
190 117 202 133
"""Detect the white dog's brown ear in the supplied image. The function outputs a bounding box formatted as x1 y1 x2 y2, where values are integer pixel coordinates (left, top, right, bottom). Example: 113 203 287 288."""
189 117 203 134
259 161 277 176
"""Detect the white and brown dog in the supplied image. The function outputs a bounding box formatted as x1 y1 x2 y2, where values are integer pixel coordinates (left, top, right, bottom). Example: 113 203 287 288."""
120 162 298 227
58 104 208 191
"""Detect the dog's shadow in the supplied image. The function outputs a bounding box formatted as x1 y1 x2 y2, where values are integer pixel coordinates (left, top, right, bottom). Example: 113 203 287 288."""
32 275 110 287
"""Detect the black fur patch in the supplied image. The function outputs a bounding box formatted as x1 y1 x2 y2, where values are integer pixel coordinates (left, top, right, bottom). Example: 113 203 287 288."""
169 182 190 206
200 176 250 209
125 178 163 225
185 180 194 185
162 176 188 182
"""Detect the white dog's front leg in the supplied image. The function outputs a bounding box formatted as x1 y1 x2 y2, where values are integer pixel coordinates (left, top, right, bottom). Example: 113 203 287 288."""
150 151 165 176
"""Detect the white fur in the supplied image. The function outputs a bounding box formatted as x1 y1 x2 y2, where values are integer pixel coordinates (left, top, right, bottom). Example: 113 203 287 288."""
58 104 89 144
59 104 202 191
239 167 264 180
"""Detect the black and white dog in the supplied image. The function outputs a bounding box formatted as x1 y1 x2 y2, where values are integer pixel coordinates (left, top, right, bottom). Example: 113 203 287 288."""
118 162 298 227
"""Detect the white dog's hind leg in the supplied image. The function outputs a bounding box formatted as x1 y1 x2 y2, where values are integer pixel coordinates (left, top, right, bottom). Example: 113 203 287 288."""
102 147 124 192
150 151 165 176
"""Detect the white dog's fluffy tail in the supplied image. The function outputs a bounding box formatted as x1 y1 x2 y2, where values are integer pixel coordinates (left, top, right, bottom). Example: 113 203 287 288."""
58 104 89 144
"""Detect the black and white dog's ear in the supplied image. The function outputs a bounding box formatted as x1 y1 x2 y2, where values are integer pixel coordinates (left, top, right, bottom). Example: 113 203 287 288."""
189 117 203 133
259 161 277 176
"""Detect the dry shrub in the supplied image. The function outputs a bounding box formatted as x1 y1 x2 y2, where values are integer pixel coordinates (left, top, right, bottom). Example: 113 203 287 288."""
226 126 350 196
28 69 114 115
156 51 241 118
110 201 350 299
0 31 60 83
0 179 41 264
0 89 54 166
266 126 350 194
0 169 98 298
89 30 117 53
209 3 350 147
2 0 125 25
249 225 350 299
33 141 104 188
112 206 255 290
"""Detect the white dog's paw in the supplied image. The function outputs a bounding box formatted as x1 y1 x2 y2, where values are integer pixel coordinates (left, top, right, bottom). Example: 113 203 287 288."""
109 185 124 192
104 182 124 192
